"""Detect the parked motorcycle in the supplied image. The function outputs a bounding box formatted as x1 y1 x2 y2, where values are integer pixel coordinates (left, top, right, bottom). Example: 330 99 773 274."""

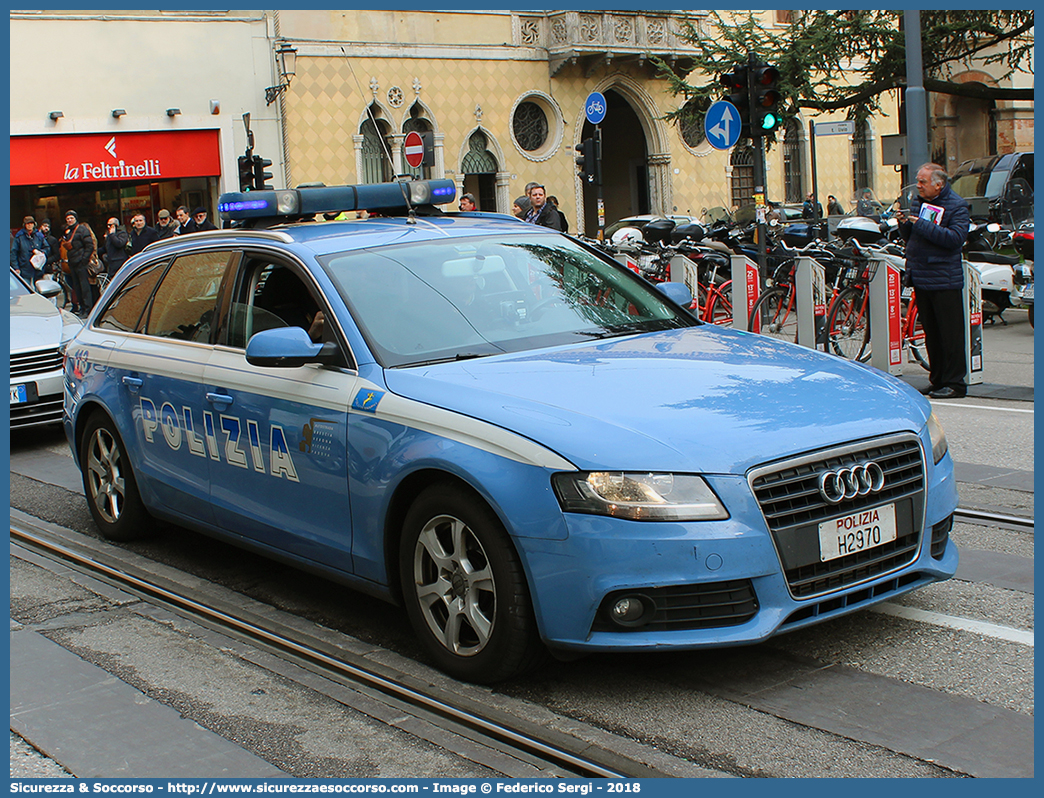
1012 221 1034 327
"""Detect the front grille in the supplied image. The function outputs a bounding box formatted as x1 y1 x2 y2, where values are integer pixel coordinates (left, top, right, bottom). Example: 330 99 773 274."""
931 514 953 559
782 571 928 626
11 347 62 378
592 579 758 633
10 396 64 428
750 435 926 598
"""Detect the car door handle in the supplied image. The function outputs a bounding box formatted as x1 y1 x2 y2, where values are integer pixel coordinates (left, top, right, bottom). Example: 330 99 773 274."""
206 392 234 408
122 376 143 393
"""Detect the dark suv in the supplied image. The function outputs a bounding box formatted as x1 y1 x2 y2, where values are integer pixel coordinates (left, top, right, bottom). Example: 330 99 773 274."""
950 151 1033 226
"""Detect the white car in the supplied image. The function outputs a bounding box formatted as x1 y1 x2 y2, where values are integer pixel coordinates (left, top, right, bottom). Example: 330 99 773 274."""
9 270 83 428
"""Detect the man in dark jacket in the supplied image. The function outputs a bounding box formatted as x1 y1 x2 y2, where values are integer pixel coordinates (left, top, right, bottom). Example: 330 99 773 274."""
190 206 218 232
896 163 971 399
39 219 60 277
103 218 131 276
524 185 565 232
127 212 160 256
155 209 177 239
62 210 96 316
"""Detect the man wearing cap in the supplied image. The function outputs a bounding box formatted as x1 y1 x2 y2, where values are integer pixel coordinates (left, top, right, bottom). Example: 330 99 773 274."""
191 206 217 232
11 215 49 284
127 212 160 256
155 209 176 239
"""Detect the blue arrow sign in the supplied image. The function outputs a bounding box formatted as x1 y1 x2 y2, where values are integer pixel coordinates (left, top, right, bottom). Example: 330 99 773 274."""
704 100 741 150
585 92 607 125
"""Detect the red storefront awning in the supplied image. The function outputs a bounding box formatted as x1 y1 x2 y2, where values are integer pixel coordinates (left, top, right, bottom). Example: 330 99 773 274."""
10 129 222 186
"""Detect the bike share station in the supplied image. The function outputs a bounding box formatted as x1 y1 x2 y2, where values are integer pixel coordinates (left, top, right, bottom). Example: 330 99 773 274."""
730 246 984 384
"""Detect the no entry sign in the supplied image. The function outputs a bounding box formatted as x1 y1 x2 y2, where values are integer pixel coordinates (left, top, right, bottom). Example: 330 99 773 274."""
403 131 425 168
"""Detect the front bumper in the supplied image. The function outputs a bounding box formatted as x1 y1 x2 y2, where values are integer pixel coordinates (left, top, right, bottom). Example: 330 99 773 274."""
518 452 959 653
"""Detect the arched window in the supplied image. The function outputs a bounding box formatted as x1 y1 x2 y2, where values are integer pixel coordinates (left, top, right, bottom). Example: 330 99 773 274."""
783 117 804 203
360 112 392 184
461 131 499 211
403 103 434 180
730 145 755 209
679 97 710 150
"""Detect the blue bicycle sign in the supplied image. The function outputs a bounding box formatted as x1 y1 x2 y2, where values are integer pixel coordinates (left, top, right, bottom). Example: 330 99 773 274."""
585 92 607 125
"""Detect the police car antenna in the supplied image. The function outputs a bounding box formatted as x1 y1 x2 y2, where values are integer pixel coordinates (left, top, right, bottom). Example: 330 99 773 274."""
341 48 415 220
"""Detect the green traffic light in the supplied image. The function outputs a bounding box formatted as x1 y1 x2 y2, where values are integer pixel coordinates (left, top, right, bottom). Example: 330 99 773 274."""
761 113 778 131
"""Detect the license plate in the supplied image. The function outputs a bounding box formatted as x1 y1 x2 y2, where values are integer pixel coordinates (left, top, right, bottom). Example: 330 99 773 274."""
818 504 897 562
1022 283 1033 301
11 384 28 405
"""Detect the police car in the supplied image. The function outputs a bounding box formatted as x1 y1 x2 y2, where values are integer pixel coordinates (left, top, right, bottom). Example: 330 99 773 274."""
63 179 958 683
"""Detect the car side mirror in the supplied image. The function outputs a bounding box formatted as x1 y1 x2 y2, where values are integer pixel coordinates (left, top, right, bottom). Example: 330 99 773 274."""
245 326 339 368
34 278 64 299
657 281 693 307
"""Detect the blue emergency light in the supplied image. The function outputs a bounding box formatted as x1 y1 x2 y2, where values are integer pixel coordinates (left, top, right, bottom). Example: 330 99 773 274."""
218 179 456 221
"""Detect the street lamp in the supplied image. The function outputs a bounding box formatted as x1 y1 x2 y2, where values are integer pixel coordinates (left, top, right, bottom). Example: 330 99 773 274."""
265 42 298 106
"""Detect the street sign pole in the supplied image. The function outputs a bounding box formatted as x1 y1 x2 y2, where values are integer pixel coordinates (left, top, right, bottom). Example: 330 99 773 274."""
584 92 607 240
596 124 605 240
748 56 767 279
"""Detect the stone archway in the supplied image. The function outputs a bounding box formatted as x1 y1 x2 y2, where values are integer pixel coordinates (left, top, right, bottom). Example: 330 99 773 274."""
933 71 1000 167
457 127 511 214
574 75 672 236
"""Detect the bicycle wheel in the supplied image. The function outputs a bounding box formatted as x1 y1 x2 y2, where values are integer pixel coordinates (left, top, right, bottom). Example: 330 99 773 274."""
705 280 733 325
747 286 797 343
824 287 871 361
904 300 929 370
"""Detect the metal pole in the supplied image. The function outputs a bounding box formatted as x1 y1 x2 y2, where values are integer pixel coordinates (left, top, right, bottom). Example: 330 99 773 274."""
595 125 605 241
748 54 767 278
809 120 820 226
904 11 930 174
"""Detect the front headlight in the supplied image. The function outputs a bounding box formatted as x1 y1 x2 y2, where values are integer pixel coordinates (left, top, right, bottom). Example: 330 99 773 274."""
552 472 728 521
927 412 948 464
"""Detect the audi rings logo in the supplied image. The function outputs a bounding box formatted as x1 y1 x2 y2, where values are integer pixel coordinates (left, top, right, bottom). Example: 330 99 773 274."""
817 461 886 504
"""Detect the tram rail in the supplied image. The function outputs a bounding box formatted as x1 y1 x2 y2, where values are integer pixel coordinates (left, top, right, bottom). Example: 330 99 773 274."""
10 519 657 780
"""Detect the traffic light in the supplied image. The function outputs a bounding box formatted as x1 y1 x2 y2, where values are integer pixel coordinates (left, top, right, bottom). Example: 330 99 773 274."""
750 63 781 136
237 155 254 192
720 66 751 140
252 155 273 190
575 138 597 183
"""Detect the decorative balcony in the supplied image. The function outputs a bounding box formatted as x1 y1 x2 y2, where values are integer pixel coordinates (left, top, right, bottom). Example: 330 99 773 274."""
514 11 707 78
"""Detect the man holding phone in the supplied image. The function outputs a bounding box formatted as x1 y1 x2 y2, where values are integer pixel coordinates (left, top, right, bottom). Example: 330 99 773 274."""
895 163 971 399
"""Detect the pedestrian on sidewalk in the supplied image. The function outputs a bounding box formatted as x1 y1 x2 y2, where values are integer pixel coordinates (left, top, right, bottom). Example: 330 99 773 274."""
896 163 971 399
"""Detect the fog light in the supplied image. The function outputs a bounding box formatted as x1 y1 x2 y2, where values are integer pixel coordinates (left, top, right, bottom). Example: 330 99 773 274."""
609 595 651 628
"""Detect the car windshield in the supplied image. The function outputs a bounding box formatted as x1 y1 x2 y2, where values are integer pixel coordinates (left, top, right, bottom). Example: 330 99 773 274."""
320 233 694 368
10 271 31 298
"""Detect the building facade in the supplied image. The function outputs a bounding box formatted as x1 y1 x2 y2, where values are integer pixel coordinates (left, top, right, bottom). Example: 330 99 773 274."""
9 10 1033 238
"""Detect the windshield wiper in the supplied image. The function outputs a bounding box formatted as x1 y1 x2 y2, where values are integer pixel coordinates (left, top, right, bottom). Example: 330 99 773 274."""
397 352 494 368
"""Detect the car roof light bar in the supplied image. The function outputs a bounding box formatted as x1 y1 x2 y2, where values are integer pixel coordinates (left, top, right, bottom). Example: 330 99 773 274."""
218 179 457 222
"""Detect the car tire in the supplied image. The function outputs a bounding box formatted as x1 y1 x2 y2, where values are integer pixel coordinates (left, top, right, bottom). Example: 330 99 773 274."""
399 483 544 683
80 413 150 541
